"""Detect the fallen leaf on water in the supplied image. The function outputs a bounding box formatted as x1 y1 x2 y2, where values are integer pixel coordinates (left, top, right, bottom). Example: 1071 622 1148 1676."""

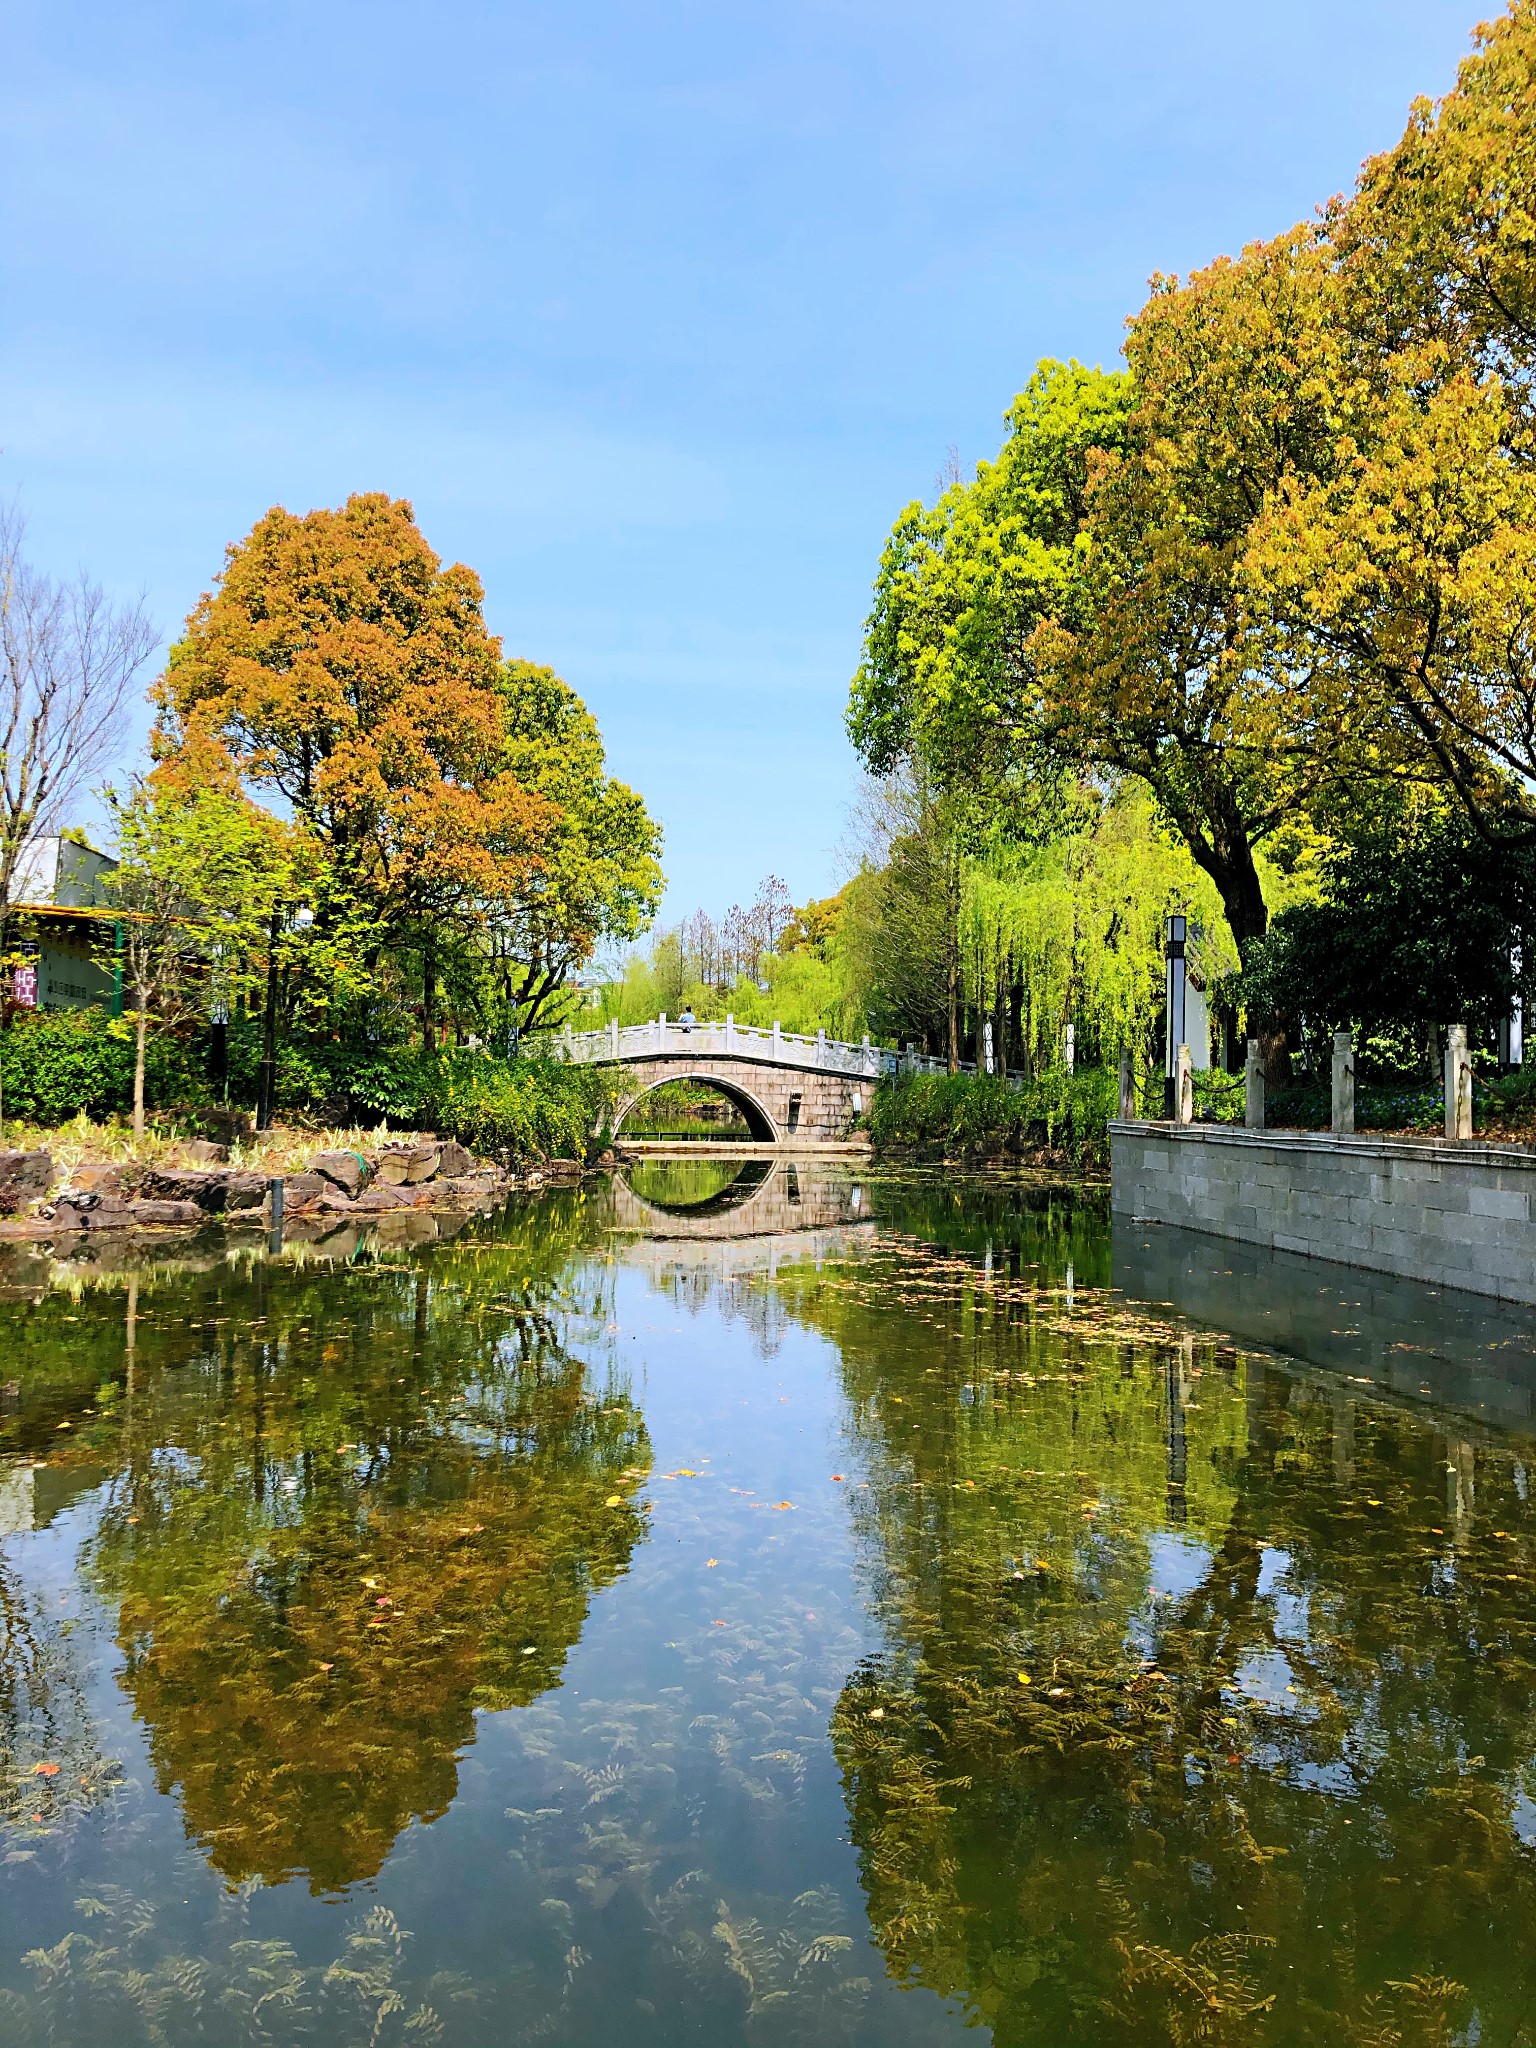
830 1474 845 1482
604 1495 624 1507
33 1764 59 1778
705 1558 718 1567
1017 1672 1032 1686
773 1501 794 1511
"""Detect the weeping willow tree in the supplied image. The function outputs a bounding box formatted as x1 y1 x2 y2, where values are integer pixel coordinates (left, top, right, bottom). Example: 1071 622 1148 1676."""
959 784 1233 1075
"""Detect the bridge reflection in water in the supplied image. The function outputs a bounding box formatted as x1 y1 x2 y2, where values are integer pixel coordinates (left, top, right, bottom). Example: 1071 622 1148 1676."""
610 1156 877 1281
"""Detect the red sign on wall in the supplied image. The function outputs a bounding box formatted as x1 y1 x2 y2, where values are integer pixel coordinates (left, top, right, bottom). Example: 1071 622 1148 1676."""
12 961 38 1008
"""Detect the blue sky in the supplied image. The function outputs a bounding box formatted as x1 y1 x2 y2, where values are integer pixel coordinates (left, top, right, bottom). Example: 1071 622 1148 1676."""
2 0 1476 926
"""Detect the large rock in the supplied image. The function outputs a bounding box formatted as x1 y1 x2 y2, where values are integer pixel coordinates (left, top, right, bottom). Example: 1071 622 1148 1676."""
127 1199 204 1228
402 1143 441 1184
69 1162 122 1195
52 1194 201 1231
139 1168 226 1210
353 1184 416 1212
438 1140 473 1178
282 1172 326 1209
0 1150 52 1215
183 1139 230 1165
311 1150 371 1195
223 1172 268 1211
375 1144 441 1185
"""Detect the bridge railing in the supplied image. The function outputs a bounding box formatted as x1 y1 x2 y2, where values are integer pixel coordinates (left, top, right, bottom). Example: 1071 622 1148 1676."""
526 1016 1024 1087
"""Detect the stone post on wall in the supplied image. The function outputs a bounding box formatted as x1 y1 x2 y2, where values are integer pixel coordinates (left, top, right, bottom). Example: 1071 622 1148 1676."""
1244 1038 1266 1130
1119 1048 1135 1122
1445 1023 1473 1141
1331 1028 1355 1135
1064 1023 1075 1073
1175 1043 1194 1125
610 1018 620 1059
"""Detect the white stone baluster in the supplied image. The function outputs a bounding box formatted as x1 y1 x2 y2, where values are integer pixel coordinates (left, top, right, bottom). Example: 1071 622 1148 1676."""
1244 1038 1266 1130
1331 1028 1355 1135
1445 1023 1472 1140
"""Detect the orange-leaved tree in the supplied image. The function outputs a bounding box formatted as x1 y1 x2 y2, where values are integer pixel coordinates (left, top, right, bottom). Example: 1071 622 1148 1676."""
152 494 559 1007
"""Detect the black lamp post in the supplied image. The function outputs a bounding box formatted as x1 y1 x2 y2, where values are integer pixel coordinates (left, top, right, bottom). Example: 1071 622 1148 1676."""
1164 914 1187 1120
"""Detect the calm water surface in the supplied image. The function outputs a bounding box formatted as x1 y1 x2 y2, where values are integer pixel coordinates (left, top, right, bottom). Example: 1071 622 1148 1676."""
3 1159 1536 2046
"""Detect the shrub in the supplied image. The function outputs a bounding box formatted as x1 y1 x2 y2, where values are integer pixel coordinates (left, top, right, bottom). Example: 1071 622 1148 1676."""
345 1050 614 1162
867 1068 1114 1167
0 1014 609 1164
0 1010 207 1124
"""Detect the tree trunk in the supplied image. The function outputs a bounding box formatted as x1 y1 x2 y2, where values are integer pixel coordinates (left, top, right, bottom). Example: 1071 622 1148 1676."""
946 945 959 1074
1189 809 1291 1085
133 1001 148 1143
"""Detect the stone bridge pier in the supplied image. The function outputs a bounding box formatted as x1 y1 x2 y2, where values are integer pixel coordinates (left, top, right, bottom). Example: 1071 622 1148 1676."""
611 1056 868 1145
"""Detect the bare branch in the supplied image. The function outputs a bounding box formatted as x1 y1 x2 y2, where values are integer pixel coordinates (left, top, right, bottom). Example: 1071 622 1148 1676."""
0 503 157 918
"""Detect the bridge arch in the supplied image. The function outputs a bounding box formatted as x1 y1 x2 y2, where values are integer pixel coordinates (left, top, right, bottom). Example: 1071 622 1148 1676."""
613 1070 779 1143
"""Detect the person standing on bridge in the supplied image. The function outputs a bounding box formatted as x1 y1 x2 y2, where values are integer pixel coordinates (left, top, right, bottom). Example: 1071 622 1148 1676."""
679 1006 696 1032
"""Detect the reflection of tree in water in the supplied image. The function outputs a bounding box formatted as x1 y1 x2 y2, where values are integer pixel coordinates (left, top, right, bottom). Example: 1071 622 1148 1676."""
785 1240 1536 2046
623 1158 771 1211
83 1223 649 1893
0 1544 119 1836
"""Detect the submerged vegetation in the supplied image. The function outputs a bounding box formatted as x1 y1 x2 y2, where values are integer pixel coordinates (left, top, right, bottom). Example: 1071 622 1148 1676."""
1 1168 1534 2042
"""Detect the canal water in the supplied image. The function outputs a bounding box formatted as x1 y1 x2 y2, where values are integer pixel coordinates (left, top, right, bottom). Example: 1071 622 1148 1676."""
2 1159 1535 2046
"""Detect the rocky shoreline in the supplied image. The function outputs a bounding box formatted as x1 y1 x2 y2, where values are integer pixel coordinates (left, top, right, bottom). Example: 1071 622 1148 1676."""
0 1138 594 1245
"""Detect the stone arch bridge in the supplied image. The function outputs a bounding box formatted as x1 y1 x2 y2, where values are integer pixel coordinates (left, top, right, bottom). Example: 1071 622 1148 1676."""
548 1016 934 1145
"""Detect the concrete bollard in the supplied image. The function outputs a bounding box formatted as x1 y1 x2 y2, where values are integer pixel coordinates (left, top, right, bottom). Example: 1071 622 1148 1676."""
1244 1038 1266 1131
1445 1023 1473 1140
1175 1043 1194 1125
1119 1047 1135 1121
1331 1027 1355 1135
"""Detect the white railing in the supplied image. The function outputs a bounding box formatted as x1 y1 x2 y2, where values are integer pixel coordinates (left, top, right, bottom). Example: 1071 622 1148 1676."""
528 1015 1026 1087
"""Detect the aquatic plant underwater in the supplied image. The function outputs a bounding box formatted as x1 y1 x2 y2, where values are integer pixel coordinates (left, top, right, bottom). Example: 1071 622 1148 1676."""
0 1169 1531 2044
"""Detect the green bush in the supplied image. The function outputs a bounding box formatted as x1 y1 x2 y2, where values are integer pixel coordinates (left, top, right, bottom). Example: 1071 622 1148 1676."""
346 1050 614 1163
0 1013 609 1164
0 1010 208 1124
867 1068 1114 1167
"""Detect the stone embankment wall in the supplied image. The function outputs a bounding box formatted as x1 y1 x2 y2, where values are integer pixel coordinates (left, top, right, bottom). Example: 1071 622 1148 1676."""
1109 1120 1536 1306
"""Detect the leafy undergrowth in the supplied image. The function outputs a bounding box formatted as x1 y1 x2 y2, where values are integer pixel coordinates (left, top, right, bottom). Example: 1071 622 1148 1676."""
868 1069 1114 1168
0 1056 610 1174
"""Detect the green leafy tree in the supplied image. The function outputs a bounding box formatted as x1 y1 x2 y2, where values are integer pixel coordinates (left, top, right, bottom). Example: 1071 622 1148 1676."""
483 660 662 1037
101 779 281 1138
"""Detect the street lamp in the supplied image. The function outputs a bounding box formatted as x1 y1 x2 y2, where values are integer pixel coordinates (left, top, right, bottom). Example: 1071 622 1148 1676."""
1164 914 1188 1120
256 904 314 1133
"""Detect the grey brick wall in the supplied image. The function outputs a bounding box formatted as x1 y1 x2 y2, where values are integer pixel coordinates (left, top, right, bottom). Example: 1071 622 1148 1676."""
1109 1120 1536 1305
